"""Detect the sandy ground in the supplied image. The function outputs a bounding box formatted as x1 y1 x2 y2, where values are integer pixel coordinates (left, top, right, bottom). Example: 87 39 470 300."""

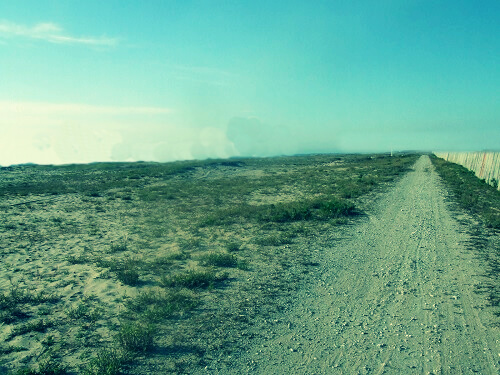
199 155 500 374
0 192 132 371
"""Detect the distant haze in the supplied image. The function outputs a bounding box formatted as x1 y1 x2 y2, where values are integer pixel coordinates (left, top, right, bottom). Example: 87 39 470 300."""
1 1 499 166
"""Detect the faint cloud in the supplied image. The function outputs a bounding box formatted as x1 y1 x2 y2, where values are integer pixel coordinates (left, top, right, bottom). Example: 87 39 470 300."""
0 100 234 165
0 20 117 46
0 101 171 116
0 124 120 166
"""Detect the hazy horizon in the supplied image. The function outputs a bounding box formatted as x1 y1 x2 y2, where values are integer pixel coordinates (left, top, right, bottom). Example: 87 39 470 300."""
1 1 499 166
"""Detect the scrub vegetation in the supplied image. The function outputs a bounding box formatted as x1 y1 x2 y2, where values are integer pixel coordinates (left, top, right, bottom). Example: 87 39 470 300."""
0 152 419 374
431 155 500 318
430 155 500 229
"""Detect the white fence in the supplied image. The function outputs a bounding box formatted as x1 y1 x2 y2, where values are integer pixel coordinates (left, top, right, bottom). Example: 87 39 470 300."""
434 152 500 190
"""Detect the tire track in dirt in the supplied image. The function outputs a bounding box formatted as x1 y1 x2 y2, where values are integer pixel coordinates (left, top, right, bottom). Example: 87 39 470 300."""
204 155 499 374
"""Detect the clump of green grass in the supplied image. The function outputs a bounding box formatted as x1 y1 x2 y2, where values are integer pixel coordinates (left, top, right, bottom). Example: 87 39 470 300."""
8 319 53 340
81 349 125 375
93 257 141 286
14 355 67 375
179 237 202 250
225 241 241 252
254 234 293 246
66 253 91 265
0 306 30 324
125 288 198 323
205 197 357 226
109 242 127 253
199 252 238 268
116 268 140 286
315 198 356 218
0 344 26 355
117 322 155 353
0 284 58 307
0 284 59 324
66 299 102 323
159 270 226 289
258 201 312 222
147 256 173 273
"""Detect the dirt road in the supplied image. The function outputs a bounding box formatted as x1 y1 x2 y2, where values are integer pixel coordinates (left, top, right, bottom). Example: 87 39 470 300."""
206 155 499 374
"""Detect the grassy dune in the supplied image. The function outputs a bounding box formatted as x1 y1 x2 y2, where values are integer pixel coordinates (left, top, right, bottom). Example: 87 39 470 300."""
0 153 419 374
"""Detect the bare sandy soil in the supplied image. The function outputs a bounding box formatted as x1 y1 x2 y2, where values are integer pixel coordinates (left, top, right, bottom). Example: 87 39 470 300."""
200 155 499 374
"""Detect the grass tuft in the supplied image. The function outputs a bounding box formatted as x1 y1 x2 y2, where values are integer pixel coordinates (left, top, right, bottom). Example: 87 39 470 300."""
117 322 155 353
199 252 238 268
8 319 53 340
81 349 125 375
126 288 198 323
12 355 66 375
159 270 226 289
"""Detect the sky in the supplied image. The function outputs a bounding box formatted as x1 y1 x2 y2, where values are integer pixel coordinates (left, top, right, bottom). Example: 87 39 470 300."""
0 1 499 166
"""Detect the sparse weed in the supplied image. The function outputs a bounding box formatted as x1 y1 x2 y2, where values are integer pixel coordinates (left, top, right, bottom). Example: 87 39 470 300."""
0 306 30 324
258 201 312 222
41 335 57 348
315 198 356 218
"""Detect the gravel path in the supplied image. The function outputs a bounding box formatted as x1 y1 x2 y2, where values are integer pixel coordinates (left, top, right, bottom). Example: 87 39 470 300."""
207 155 499 374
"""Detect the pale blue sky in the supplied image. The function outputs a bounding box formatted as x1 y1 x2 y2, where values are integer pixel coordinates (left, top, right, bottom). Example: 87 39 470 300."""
1 1 498 165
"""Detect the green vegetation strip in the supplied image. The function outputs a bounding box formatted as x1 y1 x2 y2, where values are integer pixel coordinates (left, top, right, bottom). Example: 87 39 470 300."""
431 154 500 318
431 155 500 229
